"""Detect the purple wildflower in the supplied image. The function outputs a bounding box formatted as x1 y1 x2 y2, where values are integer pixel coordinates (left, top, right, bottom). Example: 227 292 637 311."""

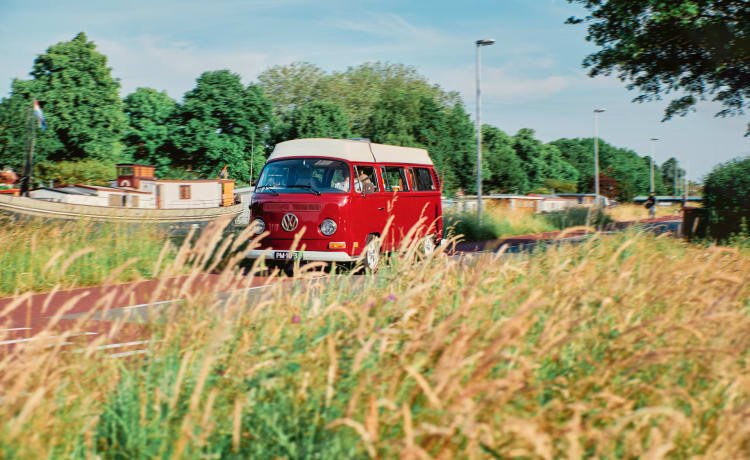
292 315 300 324
386 294 397 302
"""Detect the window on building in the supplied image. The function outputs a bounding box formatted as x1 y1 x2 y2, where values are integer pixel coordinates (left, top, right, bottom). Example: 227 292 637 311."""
180 185 191 200
117 167 134 176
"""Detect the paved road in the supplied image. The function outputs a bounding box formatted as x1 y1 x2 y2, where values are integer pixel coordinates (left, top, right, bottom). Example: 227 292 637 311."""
0 274 276 358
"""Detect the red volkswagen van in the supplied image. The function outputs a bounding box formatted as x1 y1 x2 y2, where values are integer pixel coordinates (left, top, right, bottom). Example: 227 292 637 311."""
246 138 443 271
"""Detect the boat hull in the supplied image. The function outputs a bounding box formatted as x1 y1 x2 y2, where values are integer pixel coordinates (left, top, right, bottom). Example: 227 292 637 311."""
0 195 242 224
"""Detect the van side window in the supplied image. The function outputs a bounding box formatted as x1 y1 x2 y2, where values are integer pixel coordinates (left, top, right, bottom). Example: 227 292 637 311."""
381 166 409 192
412 167 436 191
354 165 379 193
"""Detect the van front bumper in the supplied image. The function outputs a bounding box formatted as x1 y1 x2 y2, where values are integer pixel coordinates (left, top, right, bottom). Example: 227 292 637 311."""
246 249 357 263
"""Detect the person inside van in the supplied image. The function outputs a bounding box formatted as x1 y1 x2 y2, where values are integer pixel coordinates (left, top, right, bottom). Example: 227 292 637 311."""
355 167 377 194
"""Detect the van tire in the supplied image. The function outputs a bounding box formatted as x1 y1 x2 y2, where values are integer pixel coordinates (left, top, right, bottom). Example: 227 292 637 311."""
364 234 380 272
421 234 436 256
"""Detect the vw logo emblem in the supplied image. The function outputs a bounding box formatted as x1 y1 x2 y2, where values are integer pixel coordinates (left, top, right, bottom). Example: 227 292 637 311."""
281 213 299 232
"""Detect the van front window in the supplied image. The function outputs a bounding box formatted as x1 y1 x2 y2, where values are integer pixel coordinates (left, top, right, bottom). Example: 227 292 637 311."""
256 158 350 194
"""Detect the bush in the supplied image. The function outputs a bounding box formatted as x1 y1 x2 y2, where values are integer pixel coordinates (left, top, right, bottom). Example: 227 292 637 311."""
444 208 558 242
703 155 750 240
542 207 613 229
35 159 117 186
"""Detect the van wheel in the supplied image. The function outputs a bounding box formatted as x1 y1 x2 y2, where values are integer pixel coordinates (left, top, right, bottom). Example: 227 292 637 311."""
364 234 380 272
421 234 436 256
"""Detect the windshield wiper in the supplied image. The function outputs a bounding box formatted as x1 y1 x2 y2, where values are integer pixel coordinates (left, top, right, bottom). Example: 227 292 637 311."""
287 184 321 196
255 185 279 196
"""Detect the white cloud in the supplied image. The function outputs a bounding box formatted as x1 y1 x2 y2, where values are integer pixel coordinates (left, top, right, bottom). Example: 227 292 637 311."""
97 35 271 99
331 12 452 50
436 65 571 104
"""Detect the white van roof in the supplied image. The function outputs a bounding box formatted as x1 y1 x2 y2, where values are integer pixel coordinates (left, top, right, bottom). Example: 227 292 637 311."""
269 138 433 166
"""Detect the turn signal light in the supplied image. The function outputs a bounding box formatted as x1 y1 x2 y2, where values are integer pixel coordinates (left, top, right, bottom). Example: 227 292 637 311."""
328 242 346 249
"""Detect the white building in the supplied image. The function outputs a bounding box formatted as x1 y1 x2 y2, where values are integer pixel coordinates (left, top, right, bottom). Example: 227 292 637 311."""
30 164 236 209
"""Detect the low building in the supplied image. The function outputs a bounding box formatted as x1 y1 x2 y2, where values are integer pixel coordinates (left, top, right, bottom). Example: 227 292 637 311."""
557 193 610 207
115 164 235 209
530 194 574 212
633 195 703 205
30 185 154 208
29 164 236 209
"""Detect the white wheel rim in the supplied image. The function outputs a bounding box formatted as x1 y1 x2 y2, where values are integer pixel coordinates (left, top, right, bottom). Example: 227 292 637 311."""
423 236 435 255
366 243 379 268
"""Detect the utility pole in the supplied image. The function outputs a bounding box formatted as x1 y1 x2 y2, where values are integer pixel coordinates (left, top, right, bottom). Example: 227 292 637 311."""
593 109 605 207
20 106 36 197
475 38 495 224
649 138 659 194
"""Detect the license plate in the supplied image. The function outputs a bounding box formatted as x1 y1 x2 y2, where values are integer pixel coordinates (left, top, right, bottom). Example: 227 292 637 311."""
274 251 303 260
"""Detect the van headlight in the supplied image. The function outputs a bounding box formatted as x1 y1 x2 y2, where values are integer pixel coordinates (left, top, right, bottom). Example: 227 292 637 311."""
320 219 337 236
251 218 265 235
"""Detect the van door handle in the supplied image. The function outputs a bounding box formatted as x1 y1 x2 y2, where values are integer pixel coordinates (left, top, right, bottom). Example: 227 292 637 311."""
378 207 385 210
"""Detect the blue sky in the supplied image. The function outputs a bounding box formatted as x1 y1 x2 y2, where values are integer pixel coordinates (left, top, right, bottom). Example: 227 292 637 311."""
1 0 748 181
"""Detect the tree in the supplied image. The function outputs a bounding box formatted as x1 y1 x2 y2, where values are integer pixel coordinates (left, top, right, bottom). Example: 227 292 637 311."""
367 87 422 147
123 88 177 176
482 125 529 193
512 129 579 192
172 70 273 183
703 155 750 239
659 157 685 195
567 0 750 134
256 62 328 118
550 138 593 191
277 101 350 142
16 32 127 162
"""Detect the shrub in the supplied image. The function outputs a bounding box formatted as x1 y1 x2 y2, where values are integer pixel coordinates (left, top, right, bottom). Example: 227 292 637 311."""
703 155 750 241
542 207 613 229
35 159 117 186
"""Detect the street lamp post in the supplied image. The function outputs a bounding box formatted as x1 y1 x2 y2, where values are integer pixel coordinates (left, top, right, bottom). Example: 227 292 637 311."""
475 38 495 223
593 109 605 207
649 137 659 194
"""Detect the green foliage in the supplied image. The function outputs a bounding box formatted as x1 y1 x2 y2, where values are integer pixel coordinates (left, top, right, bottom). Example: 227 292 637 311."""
274 100 351 143
660 157 685 195
21 32 127 162
483 125 529 194
513 129 579 192
123 88 178 176
567 0 750 135
551 137 663 201
543 179 577 194
703 155 750 240
172 70 273 183
35 159 116 186
542 207 613 229
444 210 557 242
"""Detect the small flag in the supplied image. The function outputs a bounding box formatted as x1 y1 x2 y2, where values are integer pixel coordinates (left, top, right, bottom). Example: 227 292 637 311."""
33 100 46 130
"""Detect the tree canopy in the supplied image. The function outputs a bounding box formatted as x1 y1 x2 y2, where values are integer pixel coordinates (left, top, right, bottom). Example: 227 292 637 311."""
567 0 750 135
172 70 273 183
123 88 177 176
0 32 681 196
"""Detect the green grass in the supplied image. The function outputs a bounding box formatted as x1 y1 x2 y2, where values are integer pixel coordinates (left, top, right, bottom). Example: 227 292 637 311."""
0 218 175 296
1 228 749 458
445 206 612 242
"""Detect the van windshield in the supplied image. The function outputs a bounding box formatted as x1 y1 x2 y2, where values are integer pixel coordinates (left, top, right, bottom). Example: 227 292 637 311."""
255 158 350 194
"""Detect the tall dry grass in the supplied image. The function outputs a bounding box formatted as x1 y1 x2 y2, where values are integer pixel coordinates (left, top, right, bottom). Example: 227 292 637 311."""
607 203 683 222
0 218 748 458
0 218 176 296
